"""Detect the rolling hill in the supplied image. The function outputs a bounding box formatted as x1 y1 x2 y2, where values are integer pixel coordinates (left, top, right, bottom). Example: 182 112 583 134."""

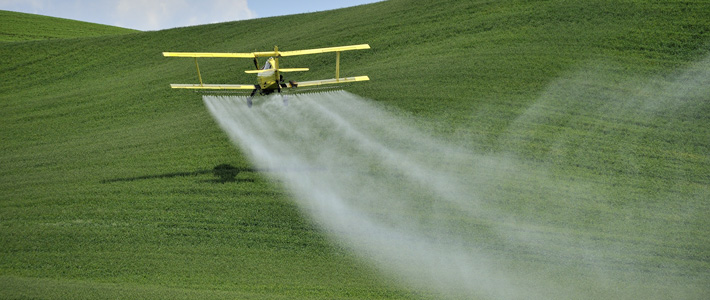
1 1 709 299
0 10 138 41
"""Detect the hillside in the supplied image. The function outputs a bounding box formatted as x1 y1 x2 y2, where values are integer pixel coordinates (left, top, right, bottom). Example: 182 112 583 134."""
0 10 137 41
1 0 709 299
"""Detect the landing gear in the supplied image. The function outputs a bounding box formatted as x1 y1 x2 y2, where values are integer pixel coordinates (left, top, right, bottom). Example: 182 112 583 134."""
247 87 258 108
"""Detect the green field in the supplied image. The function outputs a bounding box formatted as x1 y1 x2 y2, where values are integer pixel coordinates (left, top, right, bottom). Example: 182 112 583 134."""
1 0 709 299
0 10 137 41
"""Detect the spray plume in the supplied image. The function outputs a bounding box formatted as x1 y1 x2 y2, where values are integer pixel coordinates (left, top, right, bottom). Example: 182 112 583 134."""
203 56 709 299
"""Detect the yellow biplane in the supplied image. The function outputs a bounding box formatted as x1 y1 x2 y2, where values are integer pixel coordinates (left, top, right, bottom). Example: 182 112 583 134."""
163 44 370 106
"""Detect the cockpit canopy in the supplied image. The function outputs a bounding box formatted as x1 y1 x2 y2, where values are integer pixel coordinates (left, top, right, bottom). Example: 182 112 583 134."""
263 58 272 70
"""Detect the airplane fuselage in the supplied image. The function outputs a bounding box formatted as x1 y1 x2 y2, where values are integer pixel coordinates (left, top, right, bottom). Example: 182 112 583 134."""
256 57 283 94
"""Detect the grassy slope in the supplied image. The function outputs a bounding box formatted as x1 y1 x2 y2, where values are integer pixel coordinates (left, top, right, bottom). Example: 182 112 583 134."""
0 10 138 42
1 0 709 299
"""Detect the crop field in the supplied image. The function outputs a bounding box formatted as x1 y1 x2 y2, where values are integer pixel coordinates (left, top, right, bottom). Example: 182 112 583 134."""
1 0 709 299
0 10 137 41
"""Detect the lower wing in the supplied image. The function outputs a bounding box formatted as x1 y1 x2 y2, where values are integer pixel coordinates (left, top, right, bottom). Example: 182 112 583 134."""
167 75 369 90
294 76 369 88
170 84 256 90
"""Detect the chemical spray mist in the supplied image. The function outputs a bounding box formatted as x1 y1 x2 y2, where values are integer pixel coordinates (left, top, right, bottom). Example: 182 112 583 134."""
204 56 709 299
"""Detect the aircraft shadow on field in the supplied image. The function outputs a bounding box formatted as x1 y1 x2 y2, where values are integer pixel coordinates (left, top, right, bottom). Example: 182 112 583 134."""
102 164 258 184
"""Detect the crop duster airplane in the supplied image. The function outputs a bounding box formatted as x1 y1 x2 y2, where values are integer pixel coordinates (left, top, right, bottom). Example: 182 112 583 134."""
163 44 370 107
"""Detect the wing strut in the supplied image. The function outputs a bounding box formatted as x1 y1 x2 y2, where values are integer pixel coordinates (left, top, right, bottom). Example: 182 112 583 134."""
194 58 203 86
335 51 340 83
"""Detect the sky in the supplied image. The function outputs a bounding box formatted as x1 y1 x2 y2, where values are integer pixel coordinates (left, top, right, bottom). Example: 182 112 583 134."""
0 0 384 31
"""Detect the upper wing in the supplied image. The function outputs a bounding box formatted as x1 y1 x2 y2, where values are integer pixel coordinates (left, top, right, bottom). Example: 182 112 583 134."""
278 44 370 57
162 52 254 58
163 44 370 58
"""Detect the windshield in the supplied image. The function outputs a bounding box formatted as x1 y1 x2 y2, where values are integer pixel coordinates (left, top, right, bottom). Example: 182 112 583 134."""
263 58 272 70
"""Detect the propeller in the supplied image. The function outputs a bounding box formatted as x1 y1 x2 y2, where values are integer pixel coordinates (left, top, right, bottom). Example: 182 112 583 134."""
253 57 259 70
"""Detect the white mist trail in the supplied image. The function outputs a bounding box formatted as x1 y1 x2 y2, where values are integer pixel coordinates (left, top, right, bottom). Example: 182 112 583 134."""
203 64 708 299
204 92 544 299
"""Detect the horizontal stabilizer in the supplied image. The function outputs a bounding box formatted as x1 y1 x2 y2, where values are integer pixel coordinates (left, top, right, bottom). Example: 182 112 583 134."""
244 69 272 74
244 68 309 74
170 84 256 90
279 68 310 73
295 76 369 88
